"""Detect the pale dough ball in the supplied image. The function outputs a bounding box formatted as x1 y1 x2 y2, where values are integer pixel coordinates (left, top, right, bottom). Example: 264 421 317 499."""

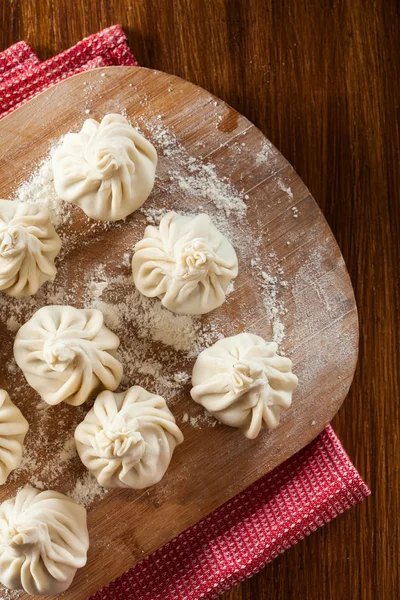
0 200 61 297
75 385 184 489
191 332 298 439
0 488 89 595
14 305 123 406
132 212 238 315
0 389 29 485
52 113 157 221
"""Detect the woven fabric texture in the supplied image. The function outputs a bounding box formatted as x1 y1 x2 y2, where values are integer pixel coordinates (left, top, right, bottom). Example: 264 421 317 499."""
0 25 137 118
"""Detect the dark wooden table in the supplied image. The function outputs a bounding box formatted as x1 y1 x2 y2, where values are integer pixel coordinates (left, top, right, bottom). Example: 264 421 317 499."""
1 1 398 599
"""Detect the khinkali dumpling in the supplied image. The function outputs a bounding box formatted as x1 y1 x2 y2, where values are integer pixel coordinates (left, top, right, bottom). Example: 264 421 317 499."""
75 386 184 489
0 487 89 595
132 212 238 315
52 113 157 221
0 200 61 297
14 305 123 406
191 333 298 439
0 390 29 485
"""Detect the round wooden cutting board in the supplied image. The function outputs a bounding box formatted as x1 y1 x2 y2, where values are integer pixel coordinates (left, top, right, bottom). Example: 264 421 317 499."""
0 67 358 600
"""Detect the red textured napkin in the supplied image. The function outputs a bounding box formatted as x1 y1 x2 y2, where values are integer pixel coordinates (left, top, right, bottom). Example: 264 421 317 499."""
0 25 370 600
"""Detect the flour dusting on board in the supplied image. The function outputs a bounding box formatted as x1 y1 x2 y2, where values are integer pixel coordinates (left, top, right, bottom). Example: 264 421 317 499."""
250 254 288 347
0 586 23 600
0 81 326 518
13 145 72 228
256 139 276 166
82 265 221 398
277 179 294 199
136 116 248 218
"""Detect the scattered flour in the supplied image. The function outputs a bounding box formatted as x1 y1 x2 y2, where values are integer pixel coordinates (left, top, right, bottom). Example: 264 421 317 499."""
250 254 288 347
225 281 235 296
70 472 108 508
9 398 89 494
293 249 334 313
13 146 72 229
255 139 276 166
277 179 294 199
189 412 218 429
83 266 220 399
136 118 248 218
174 372 190 385
0 586 23 599
140 117 180 158
171 162 247 218
181 410 217 429
140 206 169 225
5 317 21 332
0 110 292 514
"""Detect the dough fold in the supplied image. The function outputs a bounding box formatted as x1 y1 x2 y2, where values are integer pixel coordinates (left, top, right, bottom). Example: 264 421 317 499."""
75 386 184 488
0 488 89 595
14 305 123 406
191 333 298 439
0 389 29 485
0 200 61 297
52 113 157 221
132 212 238 315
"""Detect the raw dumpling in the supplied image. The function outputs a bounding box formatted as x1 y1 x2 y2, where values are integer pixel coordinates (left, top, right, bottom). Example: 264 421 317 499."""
191 333 298 439
0 390 29 485
0 200 61 297
75 386 184 489
0 487 89 595
132 212 238 315
52 113 157 221
14 305 123 406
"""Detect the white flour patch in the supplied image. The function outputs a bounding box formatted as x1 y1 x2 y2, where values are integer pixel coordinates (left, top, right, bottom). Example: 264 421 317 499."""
171 162 247 218
293 249 334 314
250 254 288 347
141 206 169 225
13 145 72 229
136 118 248 218
0 586 23 599
255 140 275 166
189 412 218 429
277 179 294 199
6 317 21 333
69 472 108 508
0 109 293 515
180 410 217 429
83 266 220 401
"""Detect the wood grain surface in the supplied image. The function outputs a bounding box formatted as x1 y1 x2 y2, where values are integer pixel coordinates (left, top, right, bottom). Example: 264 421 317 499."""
0 65 357 599
0 2 398 600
